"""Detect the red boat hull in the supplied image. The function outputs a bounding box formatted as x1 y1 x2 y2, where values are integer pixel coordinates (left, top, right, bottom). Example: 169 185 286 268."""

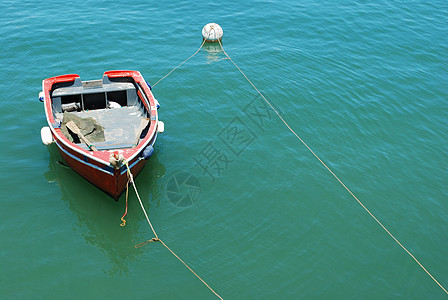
55 138 149 200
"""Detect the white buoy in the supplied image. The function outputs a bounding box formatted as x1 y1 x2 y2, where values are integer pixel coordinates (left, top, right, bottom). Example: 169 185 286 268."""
202 23 223 43
41 126 53 145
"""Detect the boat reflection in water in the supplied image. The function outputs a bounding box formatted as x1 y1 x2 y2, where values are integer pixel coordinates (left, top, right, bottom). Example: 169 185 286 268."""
44 145 166 275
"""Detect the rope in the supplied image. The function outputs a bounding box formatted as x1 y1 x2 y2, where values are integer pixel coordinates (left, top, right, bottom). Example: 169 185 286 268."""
124 161 158 239
217 39 448 295
123 160 223 299
151 27 216 88
152 39 207 88
158 239 223 300
120 180 130 227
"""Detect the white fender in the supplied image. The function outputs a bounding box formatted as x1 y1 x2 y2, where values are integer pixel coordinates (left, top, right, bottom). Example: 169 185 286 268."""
157 121 165 133
41 126 53 145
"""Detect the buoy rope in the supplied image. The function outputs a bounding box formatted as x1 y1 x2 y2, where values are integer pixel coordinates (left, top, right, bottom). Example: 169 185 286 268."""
123 160 223 299
152 28 215 88
217 39 447 295
152 40 207 88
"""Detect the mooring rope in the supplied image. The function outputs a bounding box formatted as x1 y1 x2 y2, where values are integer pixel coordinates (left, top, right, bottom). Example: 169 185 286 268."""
124 161 159 239
123 161 223 299
152 40 207 88
151 28 215 88
216 39 447 295
120 179 130 227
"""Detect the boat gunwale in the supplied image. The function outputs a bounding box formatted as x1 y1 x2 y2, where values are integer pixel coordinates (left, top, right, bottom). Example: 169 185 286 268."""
42 70 158 167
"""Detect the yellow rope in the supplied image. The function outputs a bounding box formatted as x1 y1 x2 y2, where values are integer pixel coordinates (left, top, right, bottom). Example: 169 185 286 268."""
217 39 448 295
123 161 223 299
124 161 158 239
158 239 224 300
120 180 130 227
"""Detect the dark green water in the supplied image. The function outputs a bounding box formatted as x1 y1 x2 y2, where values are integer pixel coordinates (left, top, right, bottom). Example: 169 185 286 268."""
1 1 447 298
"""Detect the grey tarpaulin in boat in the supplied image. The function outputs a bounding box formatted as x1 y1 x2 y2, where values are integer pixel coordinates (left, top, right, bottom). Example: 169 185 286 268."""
61 112 105 143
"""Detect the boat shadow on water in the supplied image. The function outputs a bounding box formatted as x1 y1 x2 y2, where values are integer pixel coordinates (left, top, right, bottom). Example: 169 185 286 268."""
44 145 166 276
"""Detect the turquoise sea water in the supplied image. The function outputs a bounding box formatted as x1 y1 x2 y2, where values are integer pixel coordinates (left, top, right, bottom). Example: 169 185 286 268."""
1 0 447 298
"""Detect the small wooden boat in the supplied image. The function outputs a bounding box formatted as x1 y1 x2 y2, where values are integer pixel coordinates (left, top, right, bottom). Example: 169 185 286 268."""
40 70 163 200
